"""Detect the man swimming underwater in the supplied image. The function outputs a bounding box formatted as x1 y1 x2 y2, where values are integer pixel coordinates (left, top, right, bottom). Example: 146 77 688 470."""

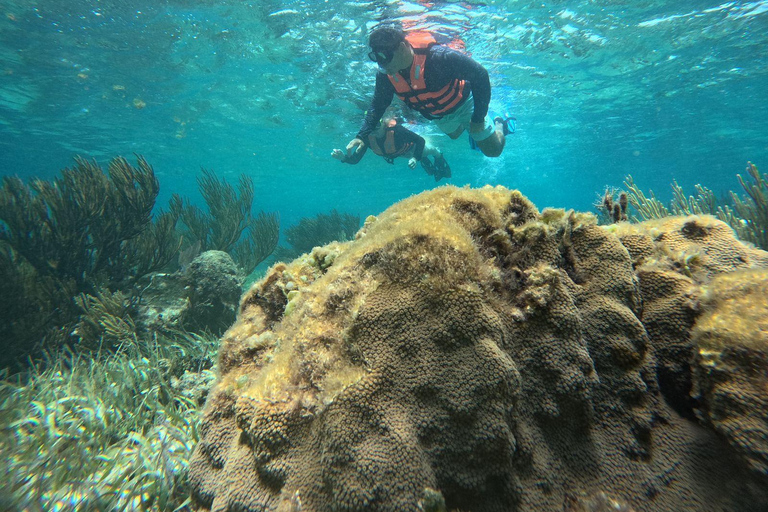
343 24 514 162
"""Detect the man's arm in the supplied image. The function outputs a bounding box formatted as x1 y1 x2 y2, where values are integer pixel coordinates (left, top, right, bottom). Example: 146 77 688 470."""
356 73 396 140
332 145 368 164
430 47 491 123
396 126 426 161
343 145 368 164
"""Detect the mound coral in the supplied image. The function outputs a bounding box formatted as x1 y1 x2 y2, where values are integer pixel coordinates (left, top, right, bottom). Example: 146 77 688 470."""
608 215 768 419
189 186 768 511
692 269 768 475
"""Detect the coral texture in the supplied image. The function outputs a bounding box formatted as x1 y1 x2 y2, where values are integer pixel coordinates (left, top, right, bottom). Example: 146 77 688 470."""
189 186 768 511
612 216 768 419
692 270 768 475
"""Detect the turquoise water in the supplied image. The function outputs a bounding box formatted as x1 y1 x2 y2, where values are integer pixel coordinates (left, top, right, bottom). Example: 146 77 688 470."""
1 0 766 229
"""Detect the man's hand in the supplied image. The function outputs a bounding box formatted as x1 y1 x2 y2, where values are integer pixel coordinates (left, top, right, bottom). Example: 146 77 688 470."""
346 138 365 155
331 149 345 161
408 157 418 169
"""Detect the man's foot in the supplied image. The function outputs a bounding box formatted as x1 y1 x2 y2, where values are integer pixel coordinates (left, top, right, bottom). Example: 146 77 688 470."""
433 154 451 181
421 157 436 176
468 134 481 151
494 116 516 136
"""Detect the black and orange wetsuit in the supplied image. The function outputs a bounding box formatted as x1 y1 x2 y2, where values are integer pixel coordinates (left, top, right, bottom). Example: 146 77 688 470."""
341 122 426 165
356 31 492 140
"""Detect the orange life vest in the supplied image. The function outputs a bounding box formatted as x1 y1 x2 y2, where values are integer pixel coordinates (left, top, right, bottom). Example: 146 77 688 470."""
367 121 413 162
387 31 466 119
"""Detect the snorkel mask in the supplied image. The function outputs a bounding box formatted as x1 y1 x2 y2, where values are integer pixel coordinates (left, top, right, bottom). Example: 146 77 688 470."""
367 25 406 72
368 47 395 67
369 43 402 73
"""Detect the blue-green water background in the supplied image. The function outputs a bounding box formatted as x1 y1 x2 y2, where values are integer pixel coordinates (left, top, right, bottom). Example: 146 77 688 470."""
1 0 766 232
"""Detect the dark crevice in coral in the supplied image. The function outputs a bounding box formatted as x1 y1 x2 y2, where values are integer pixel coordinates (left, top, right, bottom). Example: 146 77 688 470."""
503 195 538 227
655 356 697 420
558 241 585 285
326 288 354 314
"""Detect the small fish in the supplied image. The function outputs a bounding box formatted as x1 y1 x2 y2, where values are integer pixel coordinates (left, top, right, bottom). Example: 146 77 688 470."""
269 9 299 17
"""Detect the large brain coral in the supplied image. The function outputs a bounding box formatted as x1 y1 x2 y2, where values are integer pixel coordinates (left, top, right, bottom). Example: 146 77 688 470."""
189 186 768 512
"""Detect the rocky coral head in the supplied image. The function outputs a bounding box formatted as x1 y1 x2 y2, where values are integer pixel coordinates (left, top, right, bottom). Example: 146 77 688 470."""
692 269 768 474
189 186 768 512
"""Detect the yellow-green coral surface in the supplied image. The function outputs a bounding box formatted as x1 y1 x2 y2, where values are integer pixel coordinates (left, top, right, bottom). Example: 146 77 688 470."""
190 186 768 512
693 269 768 475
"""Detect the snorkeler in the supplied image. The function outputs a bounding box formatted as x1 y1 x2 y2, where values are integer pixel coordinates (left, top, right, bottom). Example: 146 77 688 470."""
332 113 452 181
343 25 514 161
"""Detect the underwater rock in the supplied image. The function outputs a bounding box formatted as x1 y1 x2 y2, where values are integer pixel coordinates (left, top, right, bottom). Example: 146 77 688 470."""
184 250 244 334
135 250 243 335
692 269 768 476
171 369 217 407
189 186 768 512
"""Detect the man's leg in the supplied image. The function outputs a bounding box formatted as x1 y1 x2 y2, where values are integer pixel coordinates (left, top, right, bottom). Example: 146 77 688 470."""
474 118 506 157
433 102 469 141
446 126 464 140
422 144 440 158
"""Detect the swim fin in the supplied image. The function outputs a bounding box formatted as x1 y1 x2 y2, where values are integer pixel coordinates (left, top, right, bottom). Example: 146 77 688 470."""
433 154 451 181
494 115 516 136
421 157 436 176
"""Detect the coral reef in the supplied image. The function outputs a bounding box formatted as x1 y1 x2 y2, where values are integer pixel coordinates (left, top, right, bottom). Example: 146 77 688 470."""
274 208 360 261
0 158 277 370
170 169 280 276
608 215 768 421
0 156 179 289
595 188 628 224
184 250 244 333
73 287 138 352
133 250 245 336
0 156 180 369
189 186 768 511
0 158 281 507
731 162 768 249
623 161 768 249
